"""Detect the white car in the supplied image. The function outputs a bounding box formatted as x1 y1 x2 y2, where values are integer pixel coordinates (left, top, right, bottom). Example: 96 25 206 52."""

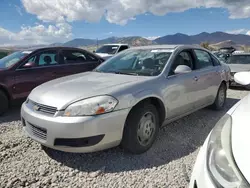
95 44 129 60
189 72 250 188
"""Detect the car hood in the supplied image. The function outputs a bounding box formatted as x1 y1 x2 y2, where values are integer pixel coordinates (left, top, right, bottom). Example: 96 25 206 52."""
228 64 250 72
29 71 148 110
231 94 250 183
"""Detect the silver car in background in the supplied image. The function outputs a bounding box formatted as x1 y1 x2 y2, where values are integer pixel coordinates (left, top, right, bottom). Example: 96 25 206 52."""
227 53 250 89
21 45 230 154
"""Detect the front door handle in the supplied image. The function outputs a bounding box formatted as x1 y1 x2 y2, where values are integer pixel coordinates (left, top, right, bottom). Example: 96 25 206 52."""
193 76 198 81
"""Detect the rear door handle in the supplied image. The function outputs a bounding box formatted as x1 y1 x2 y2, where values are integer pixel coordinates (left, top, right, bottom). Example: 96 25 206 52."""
193 76 198 81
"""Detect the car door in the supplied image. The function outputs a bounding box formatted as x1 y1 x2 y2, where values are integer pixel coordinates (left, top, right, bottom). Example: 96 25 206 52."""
192 49 221 108
164 50 198 119
54 49 101 78
12 49 60 100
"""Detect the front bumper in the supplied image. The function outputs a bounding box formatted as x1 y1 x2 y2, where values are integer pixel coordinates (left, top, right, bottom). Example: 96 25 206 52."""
189 136 216 188
21 102 130 153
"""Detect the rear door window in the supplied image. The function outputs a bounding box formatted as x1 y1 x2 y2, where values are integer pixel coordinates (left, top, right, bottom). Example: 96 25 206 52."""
61 50 98 64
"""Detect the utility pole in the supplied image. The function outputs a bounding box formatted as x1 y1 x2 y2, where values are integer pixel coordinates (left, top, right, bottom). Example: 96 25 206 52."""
96 38 99 49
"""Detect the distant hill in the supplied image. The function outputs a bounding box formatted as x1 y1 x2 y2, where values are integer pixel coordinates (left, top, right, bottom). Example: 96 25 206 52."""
49 42 63 47
62 36 155 47
116 36 156 46
154 33 194 45
210 40 243 50
63 38 96 47
155 32 250 46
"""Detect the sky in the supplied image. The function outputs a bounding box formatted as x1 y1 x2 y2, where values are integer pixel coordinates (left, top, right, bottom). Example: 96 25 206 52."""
0 0 250 46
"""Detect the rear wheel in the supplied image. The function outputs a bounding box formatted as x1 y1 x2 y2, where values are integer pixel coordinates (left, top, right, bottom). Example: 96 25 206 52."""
211 83 227 110
0 90 9 115
121 102 159 154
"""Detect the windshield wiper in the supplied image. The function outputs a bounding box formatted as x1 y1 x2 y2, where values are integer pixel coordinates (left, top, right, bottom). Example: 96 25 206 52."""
94 70 138 75
92 69 104 73
112 71 138 76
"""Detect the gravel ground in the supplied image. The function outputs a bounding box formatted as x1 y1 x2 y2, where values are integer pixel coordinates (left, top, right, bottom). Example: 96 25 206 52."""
0 89 249 188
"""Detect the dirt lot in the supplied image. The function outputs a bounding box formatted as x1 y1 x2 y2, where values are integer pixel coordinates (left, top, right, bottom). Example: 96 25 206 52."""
0 89 248 188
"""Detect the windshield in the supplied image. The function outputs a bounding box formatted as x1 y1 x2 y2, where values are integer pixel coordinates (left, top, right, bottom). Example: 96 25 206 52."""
0 51 30 69
95 49 172 76
96 45 119 54
227 55 250 64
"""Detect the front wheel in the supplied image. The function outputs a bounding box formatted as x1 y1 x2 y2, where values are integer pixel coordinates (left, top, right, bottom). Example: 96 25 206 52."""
211 83 227 110
121 103 159 154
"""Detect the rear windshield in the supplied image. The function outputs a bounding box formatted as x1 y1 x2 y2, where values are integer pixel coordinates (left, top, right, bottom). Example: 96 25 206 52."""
96 45 119 54
227 55 250 64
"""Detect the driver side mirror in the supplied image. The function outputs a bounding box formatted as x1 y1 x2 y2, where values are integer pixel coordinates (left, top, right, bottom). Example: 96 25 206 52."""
23 62 35 68
234 72 250 85
174 65 192 74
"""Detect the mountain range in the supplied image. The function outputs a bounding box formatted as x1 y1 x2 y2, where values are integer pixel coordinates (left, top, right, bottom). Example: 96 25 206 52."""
155 32 250 46
1 31 250 51
62 36 156 47
57 32 250 48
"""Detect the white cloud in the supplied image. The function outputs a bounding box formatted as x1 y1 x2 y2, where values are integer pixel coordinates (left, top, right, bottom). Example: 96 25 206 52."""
21 0 250 25
226 29 250 35
0 23 72 46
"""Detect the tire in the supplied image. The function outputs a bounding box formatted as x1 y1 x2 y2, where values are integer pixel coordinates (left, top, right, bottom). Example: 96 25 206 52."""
121 102 159 154
0 90 9 115
41 145 48 151
211 83 227 110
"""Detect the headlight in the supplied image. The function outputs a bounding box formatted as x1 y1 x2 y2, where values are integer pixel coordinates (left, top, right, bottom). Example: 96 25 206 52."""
207 114 249 187
64 96 118 116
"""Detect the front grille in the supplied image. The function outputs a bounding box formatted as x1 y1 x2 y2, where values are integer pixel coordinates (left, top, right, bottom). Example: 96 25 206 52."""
29 100 57 115
29 123 47 140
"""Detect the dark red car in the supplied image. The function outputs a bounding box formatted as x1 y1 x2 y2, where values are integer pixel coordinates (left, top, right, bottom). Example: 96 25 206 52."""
0 47 104 114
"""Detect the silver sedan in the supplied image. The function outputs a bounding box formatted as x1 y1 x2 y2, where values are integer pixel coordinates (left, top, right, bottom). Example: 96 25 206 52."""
21 45 231 154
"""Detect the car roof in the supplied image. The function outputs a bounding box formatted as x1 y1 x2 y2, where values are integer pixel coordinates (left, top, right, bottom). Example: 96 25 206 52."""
102 44 129 46
130 44 203 50
24 46 89 51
